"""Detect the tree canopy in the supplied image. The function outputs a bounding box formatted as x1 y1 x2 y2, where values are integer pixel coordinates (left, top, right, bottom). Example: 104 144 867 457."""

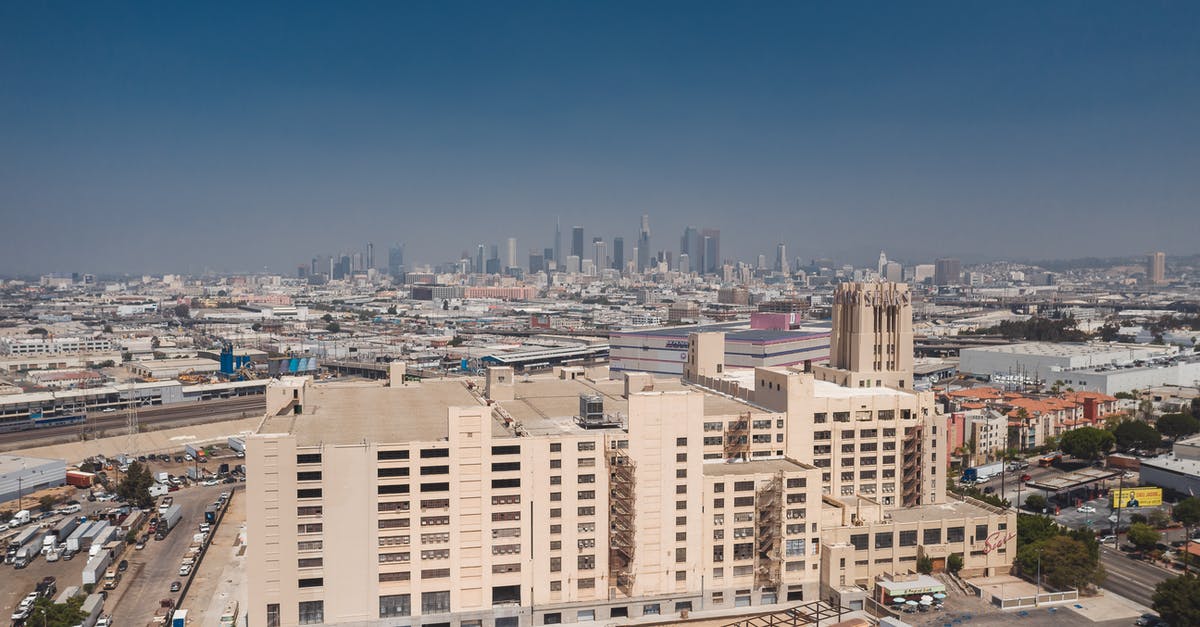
1113 420 1162 451
1015 515 1105 590
26 596 87 627
1172 497 1200 528
1059 427 1115 460
1153 576 1200 626
116 461 155 509
1157 413 1200 440
1024 494 1048 513
1127 522 1160 553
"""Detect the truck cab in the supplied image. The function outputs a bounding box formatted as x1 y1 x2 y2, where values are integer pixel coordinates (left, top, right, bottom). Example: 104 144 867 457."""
103 568 121 590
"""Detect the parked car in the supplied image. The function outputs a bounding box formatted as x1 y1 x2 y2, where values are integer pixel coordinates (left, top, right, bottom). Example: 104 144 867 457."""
118 559 129 572
1078 505 1096 513
1099 535 1117 544
170 581 181 592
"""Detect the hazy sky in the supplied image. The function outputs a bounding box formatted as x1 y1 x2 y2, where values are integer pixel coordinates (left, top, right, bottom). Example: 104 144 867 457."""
2 2 1198 275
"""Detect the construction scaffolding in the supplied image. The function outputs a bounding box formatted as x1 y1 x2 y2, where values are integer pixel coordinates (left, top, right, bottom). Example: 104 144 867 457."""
755 473 783 590
720 600 852 627
724 412 752 461
608 448 637 596
902 425 923 507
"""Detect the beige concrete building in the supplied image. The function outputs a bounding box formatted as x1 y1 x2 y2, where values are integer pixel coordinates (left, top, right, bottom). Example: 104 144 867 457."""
246 282 1013 626
814 282 913 389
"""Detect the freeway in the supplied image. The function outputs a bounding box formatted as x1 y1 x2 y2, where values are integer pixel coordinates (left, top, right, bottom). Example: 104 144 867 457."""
1098 545 1171 608
0 396 266 448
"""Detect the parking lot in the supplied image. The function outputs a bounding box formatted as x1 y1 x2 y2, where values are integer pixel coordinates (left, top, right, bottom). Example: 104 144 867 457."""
1 446 244 625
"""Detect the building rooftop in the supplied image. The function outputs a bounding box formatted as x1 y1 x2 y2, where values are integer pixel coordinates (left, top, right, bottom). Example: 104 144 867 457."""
702 458 814 476
886 498 1003 524
964 341 1174 359
1140 453 1200 477
0 454 65 474
261 380 502 446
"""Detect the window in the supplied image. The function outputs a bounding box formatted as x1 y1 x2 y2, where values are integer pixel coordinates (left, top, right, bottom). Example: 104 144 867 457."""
378 467 409 477
713 546 724 562
379 552 410 563
579 473 596 483
850 534 868 550
297 506 323 516
297 488 322 499
421 482 450 492
422 568 450 579
493 478 521 489
578 490 595 500
550 556 562 572
675 547 687 563
492 461 521 472
378 484 410 495
379 572 411 582
379 518 410 529
297 453 322 464
492 494 520 505
677 437 688 446
814 412 827 423
298 540 323 551
947 527 965 543
298 601 324 624
297 523 323 534
578 578 596 589
492 511 521 521
298 578 323 588
786 539 805 557
578 441 595 451
875 532 893 549
924 528 942 544
976 524 989 542
378 450 409 460
814 431 831 441
579 457 596 467
899 530 917 547
421 516 450 526
550 442 561 452
578 506 595 516
420 448 450 458
421 498 450 509
267 604 280 627
378 535 409 547
550 459 561 469
422 591 451 614
786 478 806 489
421 465 450 475
492 445 521 455
380 594 411 618
578 554 596 569
643 603 661 615
297 471 322 481
298 557 323 568
733 496 754 507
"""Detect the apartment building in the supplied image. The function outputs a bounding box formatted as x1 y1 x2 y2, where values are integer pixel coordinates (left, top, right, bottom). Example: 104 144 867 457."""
246 282 1011 626
0 336 113 355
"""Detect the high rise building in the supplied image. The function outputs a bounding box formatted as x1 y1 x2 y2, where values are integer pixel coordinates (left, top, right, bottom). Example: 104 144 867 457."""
1148 251 1166 285
247 281 1010 627
814 281 914 390
506 238 518 269
933 258 961 286
591 238 606 271
612 237 624 271
388 245 405 276
543 248 554 271
775 243 788 274
701 229 720 274
571 227 584 260
475 245 485 275
528 250 545 274
367 242 375 271
554 218 562 267
637 215 651 272
876 251 887 275
681 226 702 270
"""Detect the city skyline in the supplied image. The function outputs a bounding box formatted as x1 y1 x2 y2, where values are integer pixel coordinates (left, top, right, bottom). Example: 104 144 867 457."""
3 2 1200 274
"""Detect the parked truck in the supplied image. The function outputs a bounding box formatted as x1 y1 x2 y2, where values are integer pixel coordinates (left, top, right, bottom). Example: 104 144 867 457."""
65 521 94 556
158 496 174 515
204 503 219 524
157 504 182 539
80 521 109 554
82 552 113 586
102 567 121 590
150 483 169 497
227 436 245 454
66 470 97 488
47 516 81 557
171 609 188 627
14 531 45 568
962 461 1004 483
80 592 104 627
156 471 170 483
7 525 40 563
8 509 31 527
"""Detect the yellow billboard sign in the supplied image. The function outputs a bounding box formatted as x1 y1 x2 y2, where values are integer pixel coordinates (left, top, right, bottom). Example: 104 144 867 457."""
1111 487 1162 509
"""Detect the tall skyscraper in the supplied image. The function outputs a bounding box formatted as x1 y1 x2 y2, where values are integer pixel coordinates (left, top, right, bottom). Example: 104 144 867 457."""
528 249 545 274
877 251 887 275
815 281 914 389
475 244 485 275
388 244 404 276
366 242 374 271
934 258 961 286
612 237 624 271
571 227 584 259
701 228 720 274
775 243 788 273
1148 251 1166 285
636 214 651 272
506 237 518 269
592 238 607 271
554 218 562 267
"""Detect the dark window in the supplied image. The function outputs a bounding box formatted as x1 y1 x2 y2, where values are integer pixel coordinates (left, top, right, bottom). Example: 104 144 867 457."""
421 465 450 475
296 488 322 499
378 450 409 460
899 530 917 547
378 467 409 477
492 584 522 605
297 471 322 481
379 594 411 618
296 453 322 464
298 578 323 588
422 591 451 614
492 445 521 455
975 524 989 542
266 604 280 627
378 485 410 495
875 532 893 549
421 482 450 492
924 528 942 544
298 601 323 625
492 478 521 489
420 448 450 459
544 613 562 624
947 527 965 543
492 461 521 472
850 534 868 550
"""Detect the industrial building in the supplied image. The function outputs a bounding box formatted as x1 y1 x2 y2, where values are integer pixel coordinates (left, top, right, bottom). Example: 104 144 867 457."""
1139 434 1200 498
959 342 1178 390
246 282 1013 626
609 322 831 378
0 454 67 504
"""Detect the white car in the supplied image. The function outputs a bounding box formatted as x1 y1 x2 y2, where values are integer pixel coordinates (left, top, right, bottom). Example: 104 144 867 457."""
1099 535 1118 544
1123 471 1136 479
201 479 219 486
179 564 192 576
1077 505 1096 513
101 407 117 413
1108 514 1119 523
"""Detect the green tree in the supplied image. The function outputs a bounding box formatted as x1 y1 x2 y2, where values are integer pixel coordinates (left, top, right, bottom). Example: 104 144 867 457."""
1024 494 1048 513
1113 420 1162 451
946 553 964 574
173 303 190 318
326 322 341 333
321 313 334 323
1059 427 1115 460
1153 575 1200 625
916 555 934 574
28 327 48 335
1157 413 1200 440
116 461 155 509
25 596 88 627
387 305 397 315
1127 522 1160 554
1017 514 1062 546
1173 497 1200 575
38 494 60 512
1017 535 1105 590
1148 509 1172 529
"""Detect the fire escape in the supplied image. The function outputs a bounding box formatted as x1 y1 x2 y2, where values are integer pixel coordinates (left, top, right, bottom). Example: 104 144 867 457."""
755 473 783 590
724 412 752 461
608 449 637 596
902 425 923 507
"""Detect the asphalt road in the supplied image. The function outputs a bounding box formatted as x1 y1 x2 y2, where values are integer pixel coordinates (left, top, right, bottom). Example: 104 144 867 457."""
106 483 231 626
0 396 265 448
1098 545 1171 608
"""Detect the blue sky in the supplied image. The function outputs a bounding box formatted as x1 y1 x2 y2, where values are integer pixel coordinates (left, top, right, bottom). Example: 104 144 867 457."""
1 2 1198 274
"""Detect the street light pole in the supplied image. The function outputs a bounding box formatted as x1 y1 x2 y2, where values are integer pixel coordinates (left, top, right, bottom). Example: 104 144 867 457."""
1035 548 1042 606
